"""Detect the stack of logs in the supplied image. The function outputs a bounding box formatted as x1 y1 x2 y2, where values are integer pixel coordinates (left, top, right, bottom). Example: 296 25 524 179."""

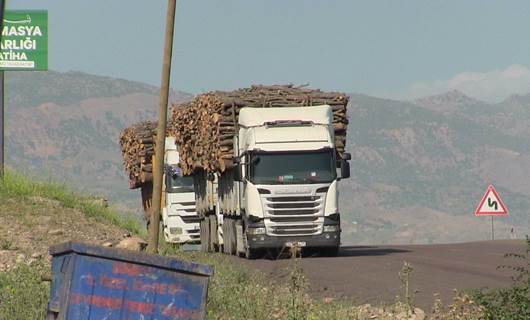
119 85 349 187
119 121 157 189
169 84 349 175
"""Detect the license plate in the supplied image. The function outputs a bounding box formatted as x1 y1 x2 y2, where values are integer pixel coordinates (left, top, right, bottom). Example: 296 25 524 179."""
285 241 306 248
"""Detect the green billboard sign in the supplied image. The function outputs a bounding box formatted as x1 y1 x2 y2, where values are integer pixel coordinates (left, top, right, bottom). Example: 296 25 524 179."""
1 10 48 71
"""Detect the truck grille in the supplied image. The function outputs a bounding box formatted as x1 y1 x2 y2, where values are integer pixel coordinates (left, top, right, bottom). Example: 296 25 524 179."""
269 224 320 236
181 215 201 223
263 194 325 236
171 202 198 216
188 228 200 240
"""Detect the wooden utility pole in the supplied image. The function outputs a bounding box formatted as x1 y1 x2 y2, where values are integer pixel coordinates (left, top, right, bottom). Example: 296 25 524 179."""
148 0 177 253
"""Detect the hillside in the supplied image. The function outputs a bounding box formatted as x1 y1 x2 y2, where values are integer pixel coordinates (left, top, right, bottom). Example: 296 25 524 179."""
5 70 530 244
0 172 143 271
340 92 530 244
5 71 192 213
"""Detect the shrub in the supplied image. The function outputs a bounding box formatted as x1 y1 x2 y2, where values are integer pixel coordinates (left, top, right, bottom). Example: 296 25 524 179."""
472 236 530 319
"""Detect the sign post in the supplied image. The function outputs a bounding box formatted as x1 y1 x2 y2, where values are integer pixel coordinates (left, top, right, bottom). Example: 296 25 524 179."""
474 185 508 240
0 10 48 178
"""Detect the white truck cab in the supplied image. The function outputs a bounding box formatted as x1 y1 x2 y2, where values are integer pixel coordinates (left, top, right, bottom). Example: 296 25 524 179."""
197 105 350 258
236 105 349 255
161 137 201 244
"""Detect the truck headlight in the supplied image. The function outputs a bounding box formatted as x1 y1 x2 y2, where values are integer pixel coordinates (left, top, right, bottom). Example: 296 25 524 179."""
247 227 266 235
170 227 183 235
323 225 340 233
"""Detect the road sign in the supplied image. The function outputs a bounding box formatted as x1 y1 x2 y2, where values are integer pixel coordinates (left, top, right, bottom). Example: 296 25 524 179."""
1 10 48 71
475 185 508 216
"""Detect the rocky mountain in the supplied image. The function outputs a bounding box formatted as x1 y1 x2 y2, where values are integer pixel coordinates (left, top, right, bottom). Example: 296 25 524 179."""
5 71 191 213
340 92 530 244
5 70 529 244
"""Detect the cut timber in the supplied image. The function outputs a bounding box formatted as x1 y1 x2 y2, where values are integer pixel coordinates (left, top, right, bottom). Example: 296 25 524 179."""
119 84 350 186
119 121 158 189
169 84 349 175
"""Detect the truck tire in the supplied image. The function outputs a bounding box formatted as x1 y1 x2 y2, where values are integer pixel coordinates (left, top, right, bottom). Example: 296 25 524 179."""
228 217 237 255
222 218 230 254
200 218 206 252
243 237 260 259
244 247 259 259
241 224 260 259
209 214 219 252
200 218 211 252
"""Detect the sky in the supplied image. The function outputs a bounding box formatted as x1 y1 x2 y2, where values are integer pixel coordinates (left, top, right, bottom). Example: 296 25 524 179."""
6 0 530 102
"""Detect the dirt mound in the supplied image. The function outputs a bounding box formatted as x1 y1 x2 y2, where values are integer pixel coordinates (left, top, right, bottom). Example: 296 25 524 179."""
0 197 132 271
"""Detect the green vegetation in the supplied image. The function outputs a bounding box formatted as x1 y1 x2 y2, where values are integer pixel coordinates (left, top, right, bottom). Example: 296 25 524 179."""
0 262 50 320
0 238 14 250
0 170 145 236
472 237 530 320
399 261 415 314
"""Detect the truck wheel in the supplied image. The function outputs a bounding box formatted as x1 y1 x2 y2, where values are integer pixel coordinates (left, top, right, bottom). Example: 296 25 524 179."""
200 218 211 252
228 218 237 255
243 236 260 259
209 215 219 252
222 218 229 254
200 218 206 252
244 247 259 259
321 246 340 257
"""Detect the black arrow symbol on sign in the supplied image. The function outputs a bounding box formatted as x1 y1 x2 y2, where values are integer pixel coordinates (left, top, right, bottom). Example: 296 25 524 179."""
488 198 498 210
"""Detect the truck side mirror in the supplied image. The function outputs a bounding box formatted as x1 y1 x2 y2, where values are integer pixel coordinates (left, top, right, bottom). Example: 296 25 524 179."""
233 155 245 181
233 164 243 182
340 160 350 179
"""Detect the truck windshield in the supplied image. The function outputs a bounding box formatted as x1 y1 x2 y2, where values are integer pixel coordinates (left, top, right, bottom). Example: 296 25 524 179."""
249 149 336 185
166 175 194 193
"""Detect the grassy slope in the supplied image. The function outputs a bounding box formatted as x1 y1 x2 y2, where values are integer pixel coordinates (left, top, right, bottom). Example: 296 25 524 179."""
0 172 485 319
0 171 144 234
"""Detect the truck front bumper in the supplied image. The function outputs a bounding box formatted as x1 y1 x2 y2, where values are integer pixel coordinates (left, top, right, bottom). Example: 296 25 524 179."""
245 216 340 249
246 232 340 249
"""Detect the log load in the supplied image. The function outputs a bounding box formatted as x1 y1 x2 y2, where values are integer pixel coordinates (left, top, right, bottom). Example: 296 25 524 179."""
119 121 157 189
169 84 349 175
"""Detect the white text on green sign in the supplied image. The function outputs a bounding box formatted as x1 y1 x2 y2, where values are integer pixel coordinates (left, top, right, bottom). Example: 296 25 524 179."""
1 10 48 71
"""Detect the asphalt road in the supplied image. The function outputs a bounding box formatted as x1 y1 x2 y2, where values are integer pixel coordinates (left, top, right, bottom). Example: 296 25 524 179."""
236 240 527 309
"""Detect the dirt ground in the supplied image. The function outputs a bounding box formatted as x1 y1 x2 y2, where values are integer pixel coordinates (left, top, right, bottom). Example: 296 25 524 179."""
237 240 527 309
0 196 130 271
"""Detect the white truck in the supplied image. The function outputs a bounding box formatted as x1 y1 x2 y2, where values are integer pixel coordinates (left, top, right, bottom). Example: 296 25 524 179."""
160 137 201 244
195 105 350 258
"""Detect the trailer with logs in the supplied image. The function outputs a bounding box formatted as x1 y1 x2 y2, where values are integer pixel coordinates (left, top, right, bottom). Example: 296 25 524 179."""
120 85 350 257
170 85 351 258
119 126 200 245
